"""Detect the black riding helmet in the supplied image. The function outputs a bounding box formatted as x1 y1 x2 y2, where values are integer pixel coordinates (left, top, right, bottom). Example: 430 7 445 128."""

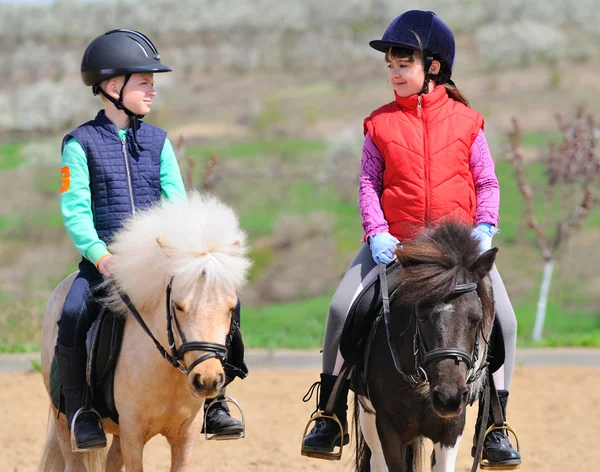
81 29 172 149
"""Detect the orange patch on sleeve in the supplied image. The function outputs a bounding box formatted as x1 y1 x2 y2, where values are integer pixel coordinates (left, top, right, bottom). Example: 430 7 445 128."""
60 165 71 194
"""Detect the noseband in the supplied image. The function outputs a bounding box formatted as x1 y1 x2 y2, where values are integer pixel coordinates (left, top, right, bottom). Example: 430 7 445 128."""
120 277 229 376
381 263 489 386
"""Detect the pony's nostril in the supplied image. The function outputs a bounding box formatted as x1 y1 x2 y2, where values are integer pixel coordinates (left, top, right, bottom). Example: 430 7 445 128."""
213 373 224 389
192 373 202 391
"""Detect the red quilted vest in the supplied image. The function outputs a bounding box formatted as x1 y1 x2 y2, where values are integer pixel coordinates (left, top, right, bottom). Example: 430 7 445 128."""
363 85 484 241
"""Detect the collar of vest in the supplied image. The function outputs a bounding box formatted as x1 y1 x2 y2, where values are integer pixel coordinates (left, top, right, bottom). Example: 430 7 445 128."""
94 110 141 138
394 85 449 112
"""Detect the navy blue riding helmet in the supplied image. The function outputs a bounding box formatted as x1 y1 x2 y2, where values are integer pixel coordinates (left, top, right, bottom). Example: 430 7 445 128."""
369 10 456 93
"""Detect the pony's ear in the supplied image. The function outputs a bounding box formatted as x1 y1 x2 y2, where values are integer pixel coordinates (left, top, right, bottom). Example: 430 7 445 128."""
156 236 176 258
470 247 498 280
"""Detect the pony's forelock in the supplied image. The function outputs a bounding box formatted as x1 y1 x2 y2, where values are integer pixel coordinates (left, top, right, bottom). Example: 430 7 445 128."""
101 191 251 316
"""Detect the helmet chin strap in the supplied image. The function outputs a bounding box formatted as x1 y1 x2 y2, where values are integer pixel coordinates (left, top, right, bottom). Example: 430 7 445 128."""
420 56 452 95
420 56 435 95
94 74 145 151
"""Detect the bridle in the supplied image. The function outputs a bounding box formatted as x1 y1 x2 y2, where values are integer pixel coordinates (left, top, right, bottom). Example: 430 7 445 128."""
380 263 490 387
120 277 229 376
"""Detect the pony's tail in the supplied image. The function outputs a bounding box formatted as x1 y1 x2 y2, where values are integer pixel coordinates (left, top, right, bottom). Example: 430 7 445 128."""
83 449 106 472
353 393 371 472
405 436 425 472
38 409 64 472
37 406 106 472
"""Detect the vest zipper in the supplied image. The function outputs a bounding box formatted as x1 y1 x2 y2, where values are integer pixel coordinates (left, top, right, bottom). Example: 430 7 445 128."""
121 138 136 215
418 95 430 221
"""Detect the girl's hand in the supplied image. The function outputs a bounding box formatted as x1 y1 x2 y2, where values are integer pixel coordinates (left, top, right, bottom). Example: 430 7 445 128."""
369 232 401 264
472 223 498 254
98 255 115 278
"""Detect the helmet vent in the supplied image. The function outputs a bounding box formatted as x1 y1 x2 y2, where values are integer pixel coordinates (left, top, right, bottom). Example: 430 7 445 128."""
130 38 149 57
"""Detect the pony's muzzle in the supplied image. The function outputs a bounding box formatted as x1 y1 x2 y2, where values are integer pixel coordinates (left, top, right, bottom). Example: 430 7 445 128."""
431 384 468 417
188 359 225 397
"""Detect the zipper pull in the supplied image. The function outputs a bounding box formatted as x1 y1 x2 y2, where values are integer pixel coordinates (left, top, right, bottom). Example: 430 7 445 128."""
418 95 422 108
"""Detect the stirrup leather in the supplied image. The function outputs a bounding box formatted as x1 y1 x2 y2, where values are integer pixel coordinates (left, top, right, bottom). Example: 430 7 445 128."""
479 421 521 470
70 408 106 452
300 411 345 461
203 395 246 441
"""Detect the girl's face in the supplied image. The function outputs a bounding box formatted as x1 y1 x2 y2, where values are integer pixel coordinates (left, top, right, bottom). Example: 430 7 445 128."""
121 73 156 115
386 50 440 98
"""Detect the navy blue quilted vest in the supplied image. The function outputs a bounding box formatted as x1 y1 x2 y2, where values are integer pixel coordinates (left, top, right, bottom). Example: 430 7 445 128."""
63 110 166 244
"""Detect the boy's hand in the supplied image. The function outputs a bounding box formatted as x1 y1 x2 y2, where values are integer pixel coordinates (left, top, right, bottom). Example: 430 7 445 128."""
98 255 115 278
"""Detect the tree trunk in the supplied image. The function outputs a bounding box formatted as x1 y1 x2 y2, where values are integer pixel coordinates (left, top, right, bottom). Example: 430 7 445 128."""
532 257 555 341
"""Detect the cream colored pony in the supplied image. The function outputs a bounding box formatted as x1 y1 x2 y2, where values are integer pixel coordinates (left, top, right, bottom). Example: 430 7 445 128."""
39 192 251 472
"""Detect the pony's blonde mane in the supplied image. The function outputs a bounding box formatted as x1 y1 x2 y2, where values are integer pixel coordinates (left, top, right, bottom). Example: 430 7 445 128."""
102 191 251 316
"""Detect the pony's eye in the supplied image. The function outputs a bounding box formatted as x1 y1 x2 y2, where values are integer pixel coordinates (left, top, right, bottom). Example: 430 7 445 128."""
173 303 184 312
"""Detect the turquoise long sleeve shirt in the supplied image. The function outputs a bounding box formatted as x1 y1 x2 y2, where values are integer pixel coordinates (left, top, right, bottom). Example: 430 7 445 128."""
60 129 186 266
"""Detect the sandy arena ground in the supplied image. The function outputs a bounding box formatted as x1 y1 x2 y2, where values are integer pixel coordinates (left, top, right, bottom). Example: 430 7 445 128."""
1 366 599 471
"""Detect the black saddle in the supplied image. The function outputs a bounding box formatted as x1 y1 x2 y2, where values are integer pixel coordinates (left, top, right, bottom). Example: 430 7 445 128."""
50 308 126 423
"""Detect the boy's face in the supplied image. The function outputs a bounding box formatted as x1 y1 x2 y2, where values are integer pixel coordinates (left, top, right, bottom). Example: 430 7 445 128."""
103 73 156 115
122 73 156 116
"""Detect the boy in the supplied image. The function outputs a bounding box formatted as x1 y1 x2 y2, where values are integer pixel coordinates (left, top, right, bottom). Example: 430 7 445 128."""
57 29 242 451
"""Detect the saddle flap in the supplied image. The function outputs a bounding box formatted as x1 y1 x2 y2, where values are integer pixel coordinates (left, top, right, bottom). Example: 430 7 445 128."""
339 262 402 360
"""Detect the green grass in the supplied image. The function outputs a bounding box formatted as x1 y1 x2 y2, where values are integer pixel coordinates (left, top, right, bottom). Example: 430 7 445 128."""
186 138 327 163
0 210 63 240
519 130 563 149
0 142 24 170
0 294 46 353
243 295 332 349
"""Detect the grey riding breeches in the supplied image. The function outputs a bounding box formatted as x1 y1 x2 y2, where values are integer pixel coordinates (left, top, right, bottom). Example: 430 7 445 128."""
321 244 518 390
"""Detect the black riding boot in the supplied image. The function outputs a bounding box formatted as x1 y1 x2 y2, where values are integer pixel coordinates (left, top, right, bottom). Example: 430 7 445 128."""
202 387 243 436
472 389 521 467
302 373 350 454
55 343 106 451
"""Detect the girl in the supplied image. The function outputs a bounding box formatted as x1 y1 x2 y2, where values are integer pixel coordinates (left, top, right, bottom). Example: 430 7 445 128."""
301 10 521 468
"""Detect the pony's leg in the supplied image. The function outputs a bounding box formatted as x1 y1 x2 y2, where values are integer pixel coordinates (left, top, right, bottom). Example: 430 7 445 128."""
106 436 124 472
117 421 146 472
432 435 463 472
54 416 87 471
375 414 406 471
358 398 388 471
167 411 203 472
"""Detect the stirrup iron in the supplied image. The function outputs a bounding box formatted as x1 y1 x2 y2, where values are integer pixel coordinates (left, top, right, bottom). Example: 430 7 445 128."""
479 421 521 470
70 408 106 452
203 395 246 440
300 411 345 461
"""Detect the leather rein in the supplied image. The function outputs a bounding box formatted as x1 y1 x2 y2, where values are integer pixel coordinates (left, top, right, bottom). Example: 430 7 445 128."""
119 277 229 376
380 263 490 386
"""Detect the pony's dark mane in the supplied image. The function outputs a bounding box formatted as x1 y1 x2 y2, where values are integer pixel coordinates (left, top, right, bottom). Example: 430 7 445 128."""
393 221 483 307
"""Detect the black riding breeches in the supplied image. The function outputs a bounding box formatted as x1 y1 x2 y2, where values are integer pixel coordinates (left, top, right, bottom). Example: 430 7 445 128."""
57 258 103 349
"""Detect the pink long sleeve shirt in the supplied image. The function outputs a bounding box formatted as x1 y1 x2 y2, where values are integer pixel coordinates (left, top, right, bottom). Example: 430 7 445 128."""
359 129 500 239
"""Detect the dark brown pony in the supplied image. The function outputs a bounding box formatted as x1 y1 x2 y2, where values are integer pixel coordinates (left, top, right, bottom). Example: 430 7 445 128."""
354 221 497 471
